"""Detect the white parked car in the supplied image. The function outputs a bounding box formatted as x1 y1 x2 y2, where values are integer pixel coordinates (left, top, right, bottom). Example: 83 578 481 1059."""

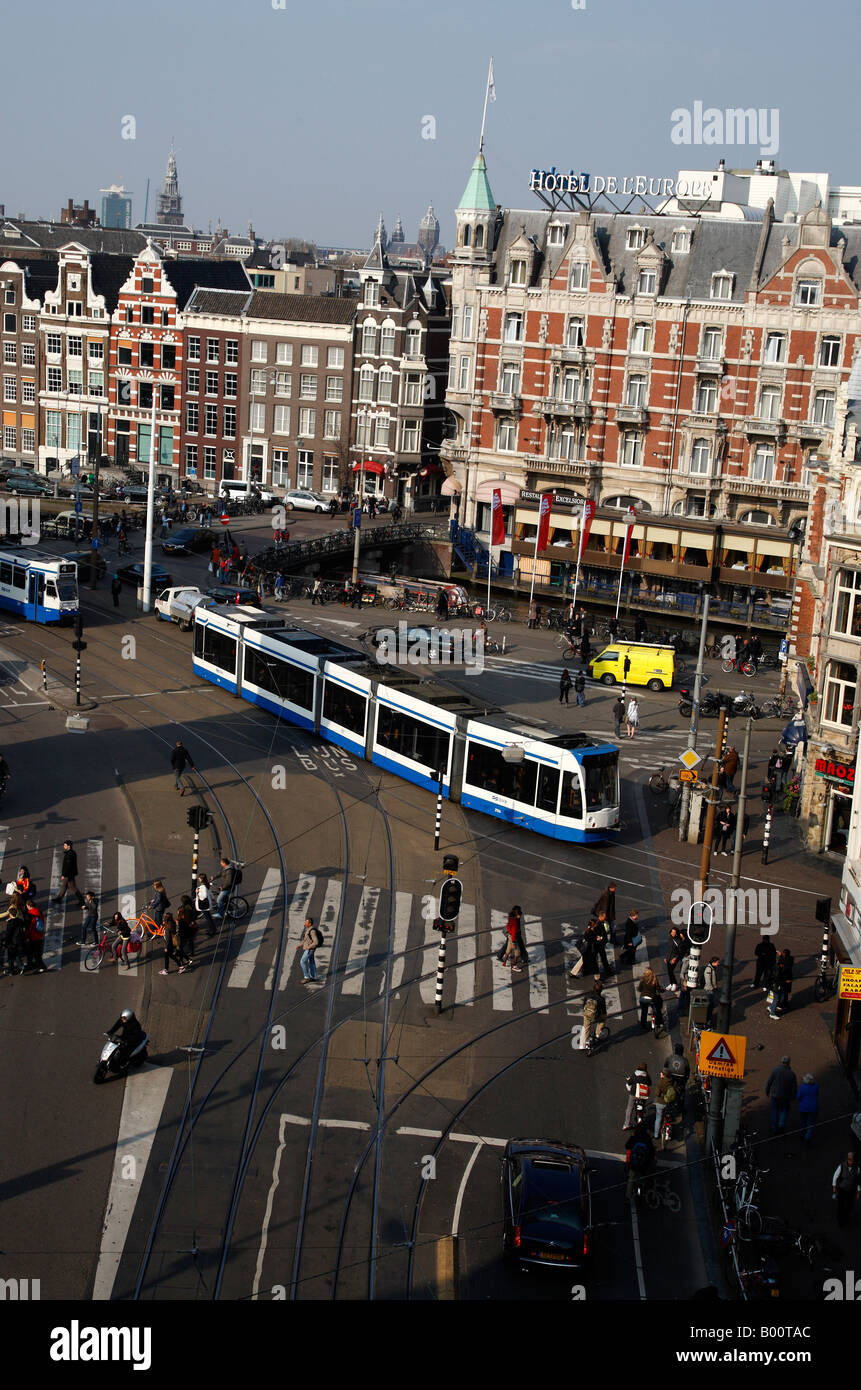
283 488 328 513
154 585 216 630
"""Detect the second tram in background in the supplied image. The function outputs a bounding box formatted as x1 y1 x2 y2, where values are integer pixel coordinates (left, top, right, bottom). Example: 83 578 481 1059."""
191 605 620 843
0 548 78 623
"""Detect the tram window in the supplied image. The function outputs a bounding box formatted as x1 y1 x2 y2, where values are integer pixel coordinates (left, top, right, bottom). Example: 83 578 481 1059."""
45 581 58 600
465 742 538 804
244 648 313 708
536 766 560 813
323 680 367 736
376 704 449 772
12 567 26 589
583 752 618 810
0 562 11 585
57 576 77 601
560 769 584 819
193 623 236 675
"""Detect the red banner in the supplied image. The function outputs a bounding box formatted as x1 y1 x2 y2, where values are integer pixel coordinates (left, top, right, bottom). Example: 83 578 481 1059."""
491 488 506 547
580 498 596 554
621 507 637 565
536 493 553 552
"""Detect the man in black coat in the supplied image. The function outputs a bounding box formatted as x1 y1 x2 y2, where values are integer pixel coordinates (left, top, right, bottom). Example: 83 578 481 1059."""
753 936 777 992
52 839 84 906
171 739 195 797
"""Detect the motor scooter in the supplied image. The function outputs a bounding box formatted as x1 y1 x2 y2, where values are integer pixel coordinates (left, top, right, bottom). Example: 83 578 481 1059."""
93 1030 148 1084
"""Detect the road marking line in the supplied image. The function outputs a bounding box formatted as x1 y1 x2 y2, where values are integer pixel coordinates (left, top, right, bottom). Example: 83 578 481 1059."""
392 890 412 992
42 847 64 970
523 913 549 1015
452 1143 482 1238
117 843 137 923
91 1064 173 1300
268 871 314 992
455 902 476 1006
227 867 281 989
80 837 104 973
341 885 380 995
253 1112 287 1300
490 908 513 1010
419 894 439 1005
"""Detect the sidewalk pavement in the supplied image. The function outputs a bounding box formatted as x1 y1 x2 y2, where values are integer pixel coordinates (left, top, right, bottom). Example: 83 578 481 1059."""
648 788 855 1298
0 641 96 712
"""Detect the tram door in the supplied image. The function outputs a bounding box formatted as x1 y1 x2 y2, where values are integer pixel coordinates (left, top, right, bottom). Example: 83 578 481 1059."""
27 571 46 621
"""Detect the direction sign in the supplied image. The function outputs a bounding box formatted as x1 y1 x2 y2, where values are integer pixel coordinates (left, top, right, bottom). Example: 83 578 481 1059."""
680 748 702 771
839 966 861 1001
679 769 698 783
74 499 83 514
697 1029 746 1079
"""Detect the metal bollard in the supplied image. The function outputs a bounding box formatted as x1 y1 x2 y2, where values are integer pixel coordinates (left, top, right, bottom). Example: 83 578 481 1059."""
761 803 773 864
434 931 447 1014
41 659 48 692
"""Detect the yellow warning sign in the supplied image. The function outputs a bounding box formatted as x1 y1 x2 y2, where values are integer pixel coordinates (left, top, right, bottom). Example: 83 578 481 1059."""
697 1030 747 1079
839 967 861 1001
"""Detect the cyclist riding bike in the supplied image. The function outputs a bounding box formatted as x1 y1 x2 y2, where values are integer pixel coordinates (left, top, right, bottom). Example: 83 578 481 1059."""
625 1122 656 1202
214 858 242 918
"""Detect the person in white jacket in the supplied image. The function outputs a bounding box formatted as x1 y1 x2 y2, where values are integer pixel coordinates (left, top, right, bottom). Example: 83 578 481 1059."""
625 697 640 739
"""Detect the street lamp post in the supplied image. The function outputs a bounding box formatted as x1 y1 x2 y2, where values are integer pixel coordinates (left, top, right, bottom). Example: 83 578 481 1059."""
678 593 711 840
141 395 157 612
351 453 366 586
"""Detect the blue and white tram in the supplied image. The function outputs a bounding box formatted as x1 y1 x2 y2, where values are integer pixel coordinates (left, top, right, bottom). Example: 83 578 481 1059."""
191 606 620 843
0 547 78 623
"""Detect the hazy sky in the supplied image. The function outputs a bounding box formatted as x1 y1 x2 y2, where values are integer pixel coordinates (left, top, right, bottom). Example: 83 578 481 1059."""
1 0 856 248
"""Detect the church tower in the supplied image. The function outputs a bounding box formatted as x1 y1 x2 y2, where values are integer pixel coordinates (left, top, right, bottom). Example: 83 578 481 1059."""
156 142 184 227
417 203 440 262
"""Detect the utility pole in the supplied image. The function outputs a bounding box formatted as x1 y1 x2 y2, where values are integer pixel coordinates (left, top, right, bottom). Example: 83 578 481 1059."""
679 593 710 840
697 706 726 894
351 456 366 585
707 716 752 1151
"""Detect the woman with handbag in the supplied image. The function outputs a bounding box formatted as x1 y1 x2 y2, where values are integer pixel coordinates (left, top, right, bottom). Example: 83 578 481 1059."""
570 918 599 978
196 873 216 937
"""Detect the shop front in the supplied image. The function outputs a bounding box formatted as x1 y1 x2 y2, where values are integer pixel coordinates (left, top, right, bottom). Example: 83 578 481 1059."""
815 754 855 856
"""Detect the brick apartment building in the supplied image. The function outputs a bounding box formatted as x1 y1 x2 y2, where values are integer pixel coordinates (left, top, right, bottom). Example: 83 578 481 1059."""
180 288 251 488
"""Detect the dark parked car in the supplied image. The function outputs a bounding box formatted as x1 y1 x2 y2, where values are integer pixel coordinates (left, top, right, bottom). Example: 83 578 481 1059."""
206 584 262 608
121 484 150 503
161 526 216 556
3 475 51 496
501 1140 593 1273
115 561 173 589
64 550 107 582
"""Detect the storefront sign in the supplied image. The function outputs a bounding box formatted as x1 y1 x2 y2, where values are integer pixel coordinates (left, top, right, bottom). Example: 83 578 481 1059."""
815 757 855 785
529 168 713 199
520 489 584 509
838 966 861 1001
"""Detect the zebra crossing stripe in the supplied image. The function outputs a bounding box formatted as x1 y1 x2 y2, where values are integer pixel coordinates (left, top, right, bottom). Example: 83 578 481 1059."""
117 844 137 924
341 886 381 995
490 908 513 1011
419 894 440 1005
523 913 549 1014
268 872 314 992
391 891 412 993
227 867 281 990
80 838 105 973
454 903 477 1007
42 847 64 970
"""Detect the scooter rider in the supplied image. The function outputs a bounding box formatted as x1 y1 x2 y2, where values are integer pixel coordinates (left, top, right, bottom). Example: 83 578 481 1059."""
106 1008 144 1067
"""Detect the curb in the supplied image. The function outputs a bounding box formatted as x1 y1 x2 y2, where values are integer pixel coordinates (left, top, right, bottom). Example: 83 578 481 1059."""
0 642 97 712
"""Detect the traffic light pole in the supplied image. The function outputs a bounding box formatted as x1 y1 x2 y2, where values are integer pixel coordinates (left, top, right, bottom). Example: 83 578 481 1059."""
698 706 726 894
433 769 443 851
707 716 753 1152
678 594 710 841
434 855 461 1014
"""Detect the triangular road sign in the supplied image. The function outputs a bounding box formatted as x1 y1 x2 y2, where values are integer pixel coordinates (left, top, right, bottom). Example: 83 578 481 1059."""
706 1036 736 1065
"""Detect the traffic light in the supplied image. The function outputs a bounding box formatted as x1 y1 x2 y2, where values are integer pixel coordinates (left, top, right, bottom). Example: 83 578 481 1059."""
74 611 83 640
442 854 459 875
815 897 833 924
438 877 463 922
687 900 713 946
432 917 455 935
186 806 211 832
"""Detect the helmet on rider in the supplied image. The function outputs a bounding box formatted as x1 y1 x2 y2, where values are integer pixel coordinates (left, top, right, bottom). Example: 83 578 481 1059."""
121 1008 135 1021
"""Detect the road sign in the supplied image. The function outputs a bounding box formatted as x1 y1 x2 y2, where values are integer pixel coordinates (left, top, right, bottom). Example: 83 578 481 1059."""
353 507 362 529
680 748 702 771
839 966 861 1001
91 537 100 549
74 499 83 514
679 768 698 783
220 513 231 526
698 1030 746 1079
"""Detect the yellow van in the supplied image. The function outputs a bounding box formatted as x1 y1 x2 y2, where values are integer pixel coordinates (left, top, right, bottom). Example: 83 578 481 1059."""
588 643 675 691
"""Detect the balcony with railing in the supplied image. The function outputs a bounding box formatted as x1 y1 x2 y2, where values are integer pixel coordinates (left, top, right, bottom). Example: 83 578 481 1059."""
440 439 468 464
722 476 809 501
529 456 592 479
616 404 649 427
742 415 787 442
537 397 592 423
681 412 728 434
490 392 523 414
550 345 587 367
696 354 725 375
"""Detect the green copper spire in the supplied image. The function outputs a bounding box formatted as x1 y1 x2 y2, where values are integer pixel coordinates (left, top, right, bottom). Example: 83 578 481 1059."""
458 152 496 212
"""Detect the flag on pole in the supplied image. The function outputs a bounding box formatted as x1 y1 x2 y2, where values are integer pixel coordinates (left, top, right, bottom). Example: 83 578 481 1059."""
580 498 596 552
621 507 637 565
491 487 505 546
488 58 496 103
536 493 553 552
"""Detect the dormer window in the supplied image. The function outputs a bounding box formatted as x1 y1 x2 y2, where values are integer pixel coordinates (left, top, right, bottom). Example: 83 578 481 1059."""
509 259 527 287
569 259 589 291
795 278 822 308
626 227 646 251
547 223 566 246
711 272 734 300
671 228 692 254
637 268 657 295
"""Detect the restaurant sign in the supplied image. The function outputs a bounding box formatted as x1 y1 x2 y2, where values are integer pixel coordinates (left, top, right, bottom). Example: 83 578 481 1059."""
520 489 585 509
814 756 855 786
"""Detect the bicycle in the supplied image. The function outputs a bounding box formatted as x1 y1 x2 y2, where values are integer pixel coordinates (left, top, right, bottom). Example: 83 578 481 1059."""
720 655 756 677
813 962 838 1002
84 925 119 970
734 1166 769 1237
138 911 164 939
648 765 679 797
216 881 250 922
554 632 578 660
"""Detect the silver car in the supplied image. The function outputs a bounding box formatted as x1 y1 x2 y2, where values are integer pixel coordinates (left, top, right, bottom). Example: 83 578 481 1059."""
283 488 329 513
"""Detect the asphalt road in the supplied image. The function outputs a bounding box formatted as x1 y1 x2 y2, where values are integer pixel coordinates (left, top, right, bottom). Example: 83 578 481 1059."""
0 522 824 1304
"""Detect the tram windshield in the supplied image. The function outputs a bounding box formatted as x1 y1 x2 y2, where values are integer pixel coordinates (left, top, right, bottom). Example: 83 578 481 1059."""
56 575 78 602
583 753 618 811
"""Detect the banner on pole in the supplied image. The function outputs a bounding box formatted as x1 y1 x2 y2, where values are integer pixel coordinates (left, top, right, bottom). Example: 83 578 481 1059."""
580 498 596 552
491 488 506 546
621 507 637 564
536 493 553 552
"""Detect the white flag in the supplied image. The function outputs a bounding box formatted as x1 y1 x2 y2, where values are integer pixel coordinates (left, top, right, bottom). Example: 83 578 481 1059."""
488 58 496 103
